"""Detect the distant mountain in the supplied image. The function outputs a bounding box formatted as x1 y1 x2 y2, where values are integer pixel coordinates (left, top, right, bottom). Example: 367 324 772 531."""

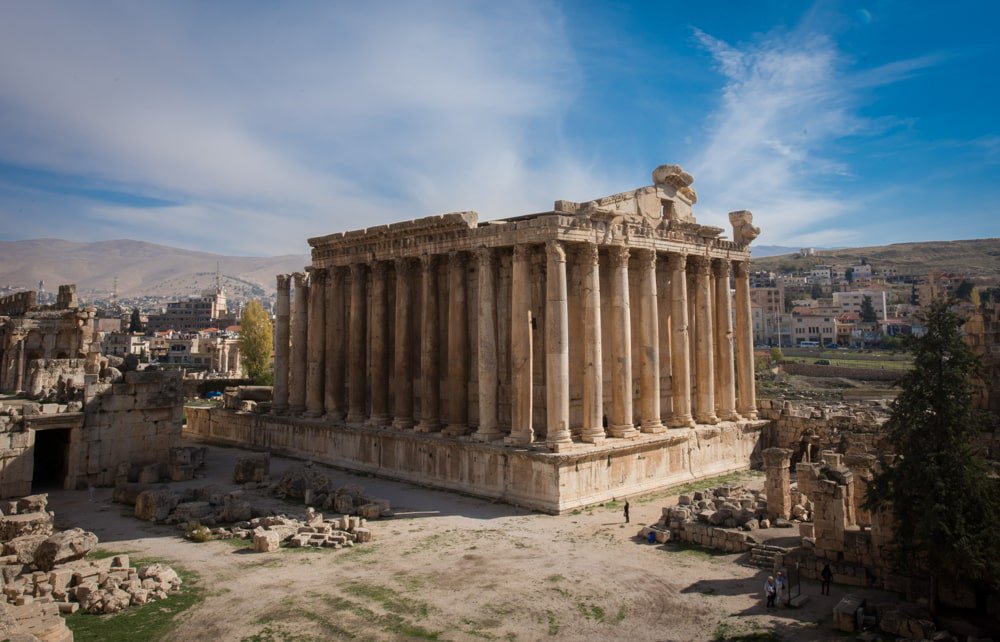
0 239 310 300
749 245 801 258
750 238 1000 278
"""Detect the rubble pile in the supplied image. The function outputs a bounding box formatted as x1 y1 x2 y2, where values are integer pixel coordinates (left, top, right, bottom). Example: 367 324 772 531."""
247 508 372 552
0 493 182 624
271 465 393 520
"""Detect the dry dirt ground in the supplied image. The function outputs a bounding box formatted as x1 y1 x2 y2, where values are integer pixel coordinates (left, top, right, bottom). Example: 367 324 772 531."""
46 442 897 642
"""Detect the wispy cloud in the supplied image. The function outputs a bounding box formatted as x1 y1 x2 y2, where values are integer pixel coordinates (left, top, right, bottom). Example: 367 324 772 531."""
0 2 625 254
687 25 943 246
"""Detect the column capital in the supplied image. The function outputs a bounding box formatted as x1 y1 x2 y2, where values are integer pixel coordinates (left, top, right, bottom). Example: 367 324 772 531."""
580 242 599 266
733 259 750 278
513 243 534 261
276 274 291 289
609 245 630 267
638 248 657 270
545 240 566 263
712 258 731 278
372 260 389 278
394 257 415 276
689 255 712 274
448 250 467 267
476 246 496 267
666 252 688 271
419 253 437 271
307 266 328 283
292 271 307 287
349 263 367 278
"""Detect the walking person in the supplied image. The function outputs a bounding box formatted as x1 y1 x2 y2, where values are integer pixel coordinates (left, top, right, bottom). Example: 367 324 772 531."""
821 562 833 596
623 500 630 524
775 571 786 607
764 576 777 610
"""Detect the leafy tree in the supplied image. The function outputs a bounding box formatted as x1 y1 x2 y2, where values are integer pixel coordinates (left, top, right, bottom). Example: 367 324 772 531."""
845 267 854 283
865 300 1000 612
239 300 273 385
129 307 144 333
954 280 975 302
769 347 784 363
860 295 878 323
810 283 823 299
970 287 981 308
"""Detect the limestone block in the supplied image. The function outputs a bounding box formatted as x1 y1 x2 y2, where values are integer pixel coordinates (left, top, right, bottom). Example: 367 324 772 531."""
172 502 213 523
33 528 99 571
353 528 372 543
221 495 253 523
0 512 54 540
233 454 270 484
879 605 935 639
253 531 280 553
137 464 161 485
112 483 151 506
4 534 49 565
134 490 180 522
832 595 865 632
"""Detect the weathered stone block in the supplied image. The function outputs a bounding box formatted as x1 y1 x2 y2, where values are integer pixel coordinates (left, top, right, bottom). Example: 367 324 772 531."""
233 454 270 484
832 594 865 632
134 489 180 522
253 531 280 553
34 528 99 571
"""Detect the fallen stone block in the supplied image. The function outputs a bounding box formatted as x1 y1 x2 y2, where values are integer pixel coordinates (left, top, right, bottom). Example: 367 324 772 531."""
234 454 270 484
0 512 54 540
4 534 49 565
832 594 865 633
253 531 280 553
33 528 99 571
134 489 181 522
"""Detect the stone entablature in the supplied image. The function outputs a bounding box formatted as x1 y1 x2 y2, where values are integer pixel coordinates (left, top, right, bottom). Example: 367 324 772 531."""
274 165 760 454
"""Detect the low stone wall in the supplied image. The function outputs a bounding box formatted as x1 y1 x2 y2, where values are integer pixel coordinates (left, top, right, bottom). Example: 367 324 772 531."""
781 363 900 381
184 407 766 513
669 521 755 552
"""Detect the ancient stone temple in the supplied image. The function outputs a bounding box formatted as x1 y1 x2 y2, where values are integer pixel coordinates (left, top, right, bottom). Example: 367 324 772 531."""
186 165 767 512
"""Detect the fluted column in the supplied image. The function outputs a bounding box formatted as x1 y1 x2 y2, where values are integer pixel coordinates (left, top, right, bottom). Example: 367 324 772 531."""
443 252 469 436
272 273 291 413
638 249 665 433
506 244 533 446
692 256 719 424
415 255 441 433
324 267 346 421
474 248 501 441
392 258 415 429
714 260 739 421
346 263 368 423
608 246 638 439
288 272 309 414
370 261 390 425
667 254 694 427
734 260 758 419
580 243 605 444
544 241 572 451
304 268 326 417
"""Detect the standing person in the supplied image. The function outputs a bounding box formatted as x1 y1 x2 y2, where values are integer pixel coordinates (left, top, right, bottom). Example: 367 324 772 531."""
623 500 630 524
821 562 833 596
764 576 777 610
775 571 786 607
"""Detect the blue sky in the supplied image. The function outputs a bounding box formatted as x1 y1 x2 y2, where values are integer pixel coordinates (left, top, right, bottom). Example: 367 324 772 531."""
0 1 997 256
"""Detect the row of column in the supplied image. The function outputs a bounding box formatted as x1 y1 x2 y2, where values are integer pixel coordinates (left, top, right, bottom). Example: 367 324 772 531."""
271 244 757 449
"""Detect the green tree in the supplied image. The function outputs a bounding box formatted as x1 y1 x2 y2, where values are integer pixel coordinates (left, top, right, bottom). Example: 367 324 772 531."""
810 283 823 299
865 300 1000 612
239 300 273 384
845 267 854 283
860 295 878 322
129 307 144 333
769 347 784 363
954 280 975 302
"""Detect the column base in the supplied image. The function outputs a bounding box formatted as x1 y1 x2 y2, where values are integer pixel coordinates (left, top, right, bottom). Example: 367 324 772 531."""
740 410 759 420
546 439 574 452
368 414 392 427
640 421 666 434
345 411 367 424
505 431 533 446
608 423 639 439
695 413 720 425
472 429 503 442
669 415 695 428
302 409 324 418
271 406 288 416
289 405 305 416
442 423 469 437
391 417 414 430
413 420 440 433
580 427 607 444
719 411 742 422
324 410 345 423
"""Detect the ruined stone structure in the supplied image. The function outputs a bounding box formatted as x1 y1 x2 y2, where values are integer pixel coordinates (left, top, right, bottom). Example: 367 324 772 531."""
186 165 767 512
0 286 97 395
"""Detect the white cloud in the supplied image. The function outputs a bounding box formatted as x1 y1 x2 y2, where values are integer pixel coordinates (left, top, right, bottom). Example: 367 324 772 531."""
687 26 942 246
0 2 625 254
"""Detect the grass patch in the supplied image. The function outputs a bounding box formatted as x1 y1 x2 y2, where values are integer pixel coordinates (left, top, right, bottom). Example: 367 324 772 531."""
615 605 628 622
713 620 780 641
343 581 430 618
577 603 605 622
667 542 731 559
85 548 130 560
221 537 253 549
66 564 203 642
636 470 764 505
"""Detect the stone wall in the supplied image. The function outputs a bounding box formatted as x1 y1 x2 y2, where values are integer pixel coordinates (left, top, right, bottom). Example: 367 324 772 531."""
780 362 901 381
184 407 765 513
757 399 888 462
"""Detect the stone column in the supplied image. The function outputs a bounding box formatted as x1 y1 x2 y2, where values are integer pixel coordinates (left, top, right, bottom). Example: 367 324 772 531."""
544 241 572 451
369 261 390 425
304 268 326 417
272 274 291 414
734 260 758 419
346 263 368 423
392 258 415 430
713 260 739 421
506 244 533 446
763 447 792 520
667 254 694 427
288 272 309 414
473 248 501 441
14 337 25 394
324 267 346 421
608 246 638 439
638 249 665 433
443 252 469 436
692 256 719 424
580 243 605 444
415 255 441 433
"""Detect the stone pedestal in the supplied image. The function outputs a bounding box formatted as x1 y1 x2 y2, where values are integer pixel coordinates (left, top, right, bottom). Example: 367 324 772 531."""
272 274 291 414
608 247 637 439
415 255 440 433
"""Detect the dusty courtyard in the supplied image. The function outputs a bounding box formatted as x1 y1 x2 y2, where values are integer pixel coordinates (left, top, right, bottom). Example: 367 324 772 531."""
47 442 896 641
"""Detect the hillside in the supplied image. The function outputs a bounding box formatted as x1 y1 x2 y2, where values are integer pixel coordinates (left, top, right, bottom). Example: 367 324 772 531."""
750 238 1000 279
0 239 310 299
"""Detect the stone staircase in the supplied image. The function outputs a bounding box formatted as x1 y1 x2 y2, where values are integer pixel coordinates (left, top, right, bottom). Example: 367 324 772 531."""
746 543 786 570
